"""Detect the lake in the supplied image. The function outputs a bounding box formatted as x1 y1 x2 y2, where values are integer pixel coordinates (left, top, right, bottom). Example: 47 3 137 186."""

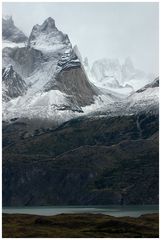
2 205 159 217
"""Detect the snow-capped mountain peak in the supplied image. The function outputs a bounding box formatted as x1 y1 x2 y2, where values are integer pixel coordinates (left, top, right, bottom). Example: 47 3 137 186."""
28 17 71 53
89 56 154 96
29 17 57 37
91 58 121 81
40 17 57 31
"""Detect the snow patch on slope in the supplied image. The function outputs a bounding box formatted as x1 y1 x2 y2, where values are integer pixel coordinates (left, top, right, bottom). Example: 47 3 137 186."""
128 85 159 109
3 40 26 49
3 90 78 122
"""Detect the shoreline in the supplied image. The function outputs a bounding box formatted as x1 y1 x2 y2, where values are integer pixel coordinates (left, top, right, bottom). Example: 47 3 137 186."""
2 204 159 218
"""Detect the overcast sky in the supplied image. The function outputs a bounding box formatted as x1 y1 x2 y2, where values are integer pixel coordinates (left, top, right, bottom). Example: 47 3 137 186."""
3 2 159 76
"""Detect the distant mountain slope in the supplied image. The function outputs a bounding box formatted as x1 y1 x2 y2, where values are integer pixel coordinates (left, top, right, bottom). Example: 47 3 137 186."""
2 16 27 47
137 77 159 93
126 77 159 114
89 57 154 95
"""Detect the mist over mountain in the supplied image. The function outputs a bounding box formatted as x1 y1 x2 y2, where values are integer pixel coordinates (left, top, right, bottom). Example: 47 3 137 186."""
3 2 159 76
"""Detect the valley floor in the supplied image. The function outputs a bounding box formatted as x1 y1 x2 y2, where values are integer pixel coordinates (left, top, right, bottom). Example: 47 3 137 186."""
3 212 159 238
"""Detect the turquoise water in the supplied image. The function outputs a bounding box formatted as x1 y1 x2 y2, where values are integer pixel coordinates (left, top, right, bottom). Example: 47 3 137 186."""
2 205 159 217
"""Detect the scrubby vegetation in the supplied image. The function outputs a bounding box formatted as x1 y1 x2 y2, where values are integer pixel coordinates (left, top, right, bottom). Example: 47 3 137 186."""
3 114 159 206
3 213 159 238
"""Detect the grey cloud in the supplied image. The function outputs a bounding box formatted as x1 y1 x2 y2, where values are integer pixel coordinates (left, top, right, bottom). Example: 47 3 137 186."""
2 2 159 76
